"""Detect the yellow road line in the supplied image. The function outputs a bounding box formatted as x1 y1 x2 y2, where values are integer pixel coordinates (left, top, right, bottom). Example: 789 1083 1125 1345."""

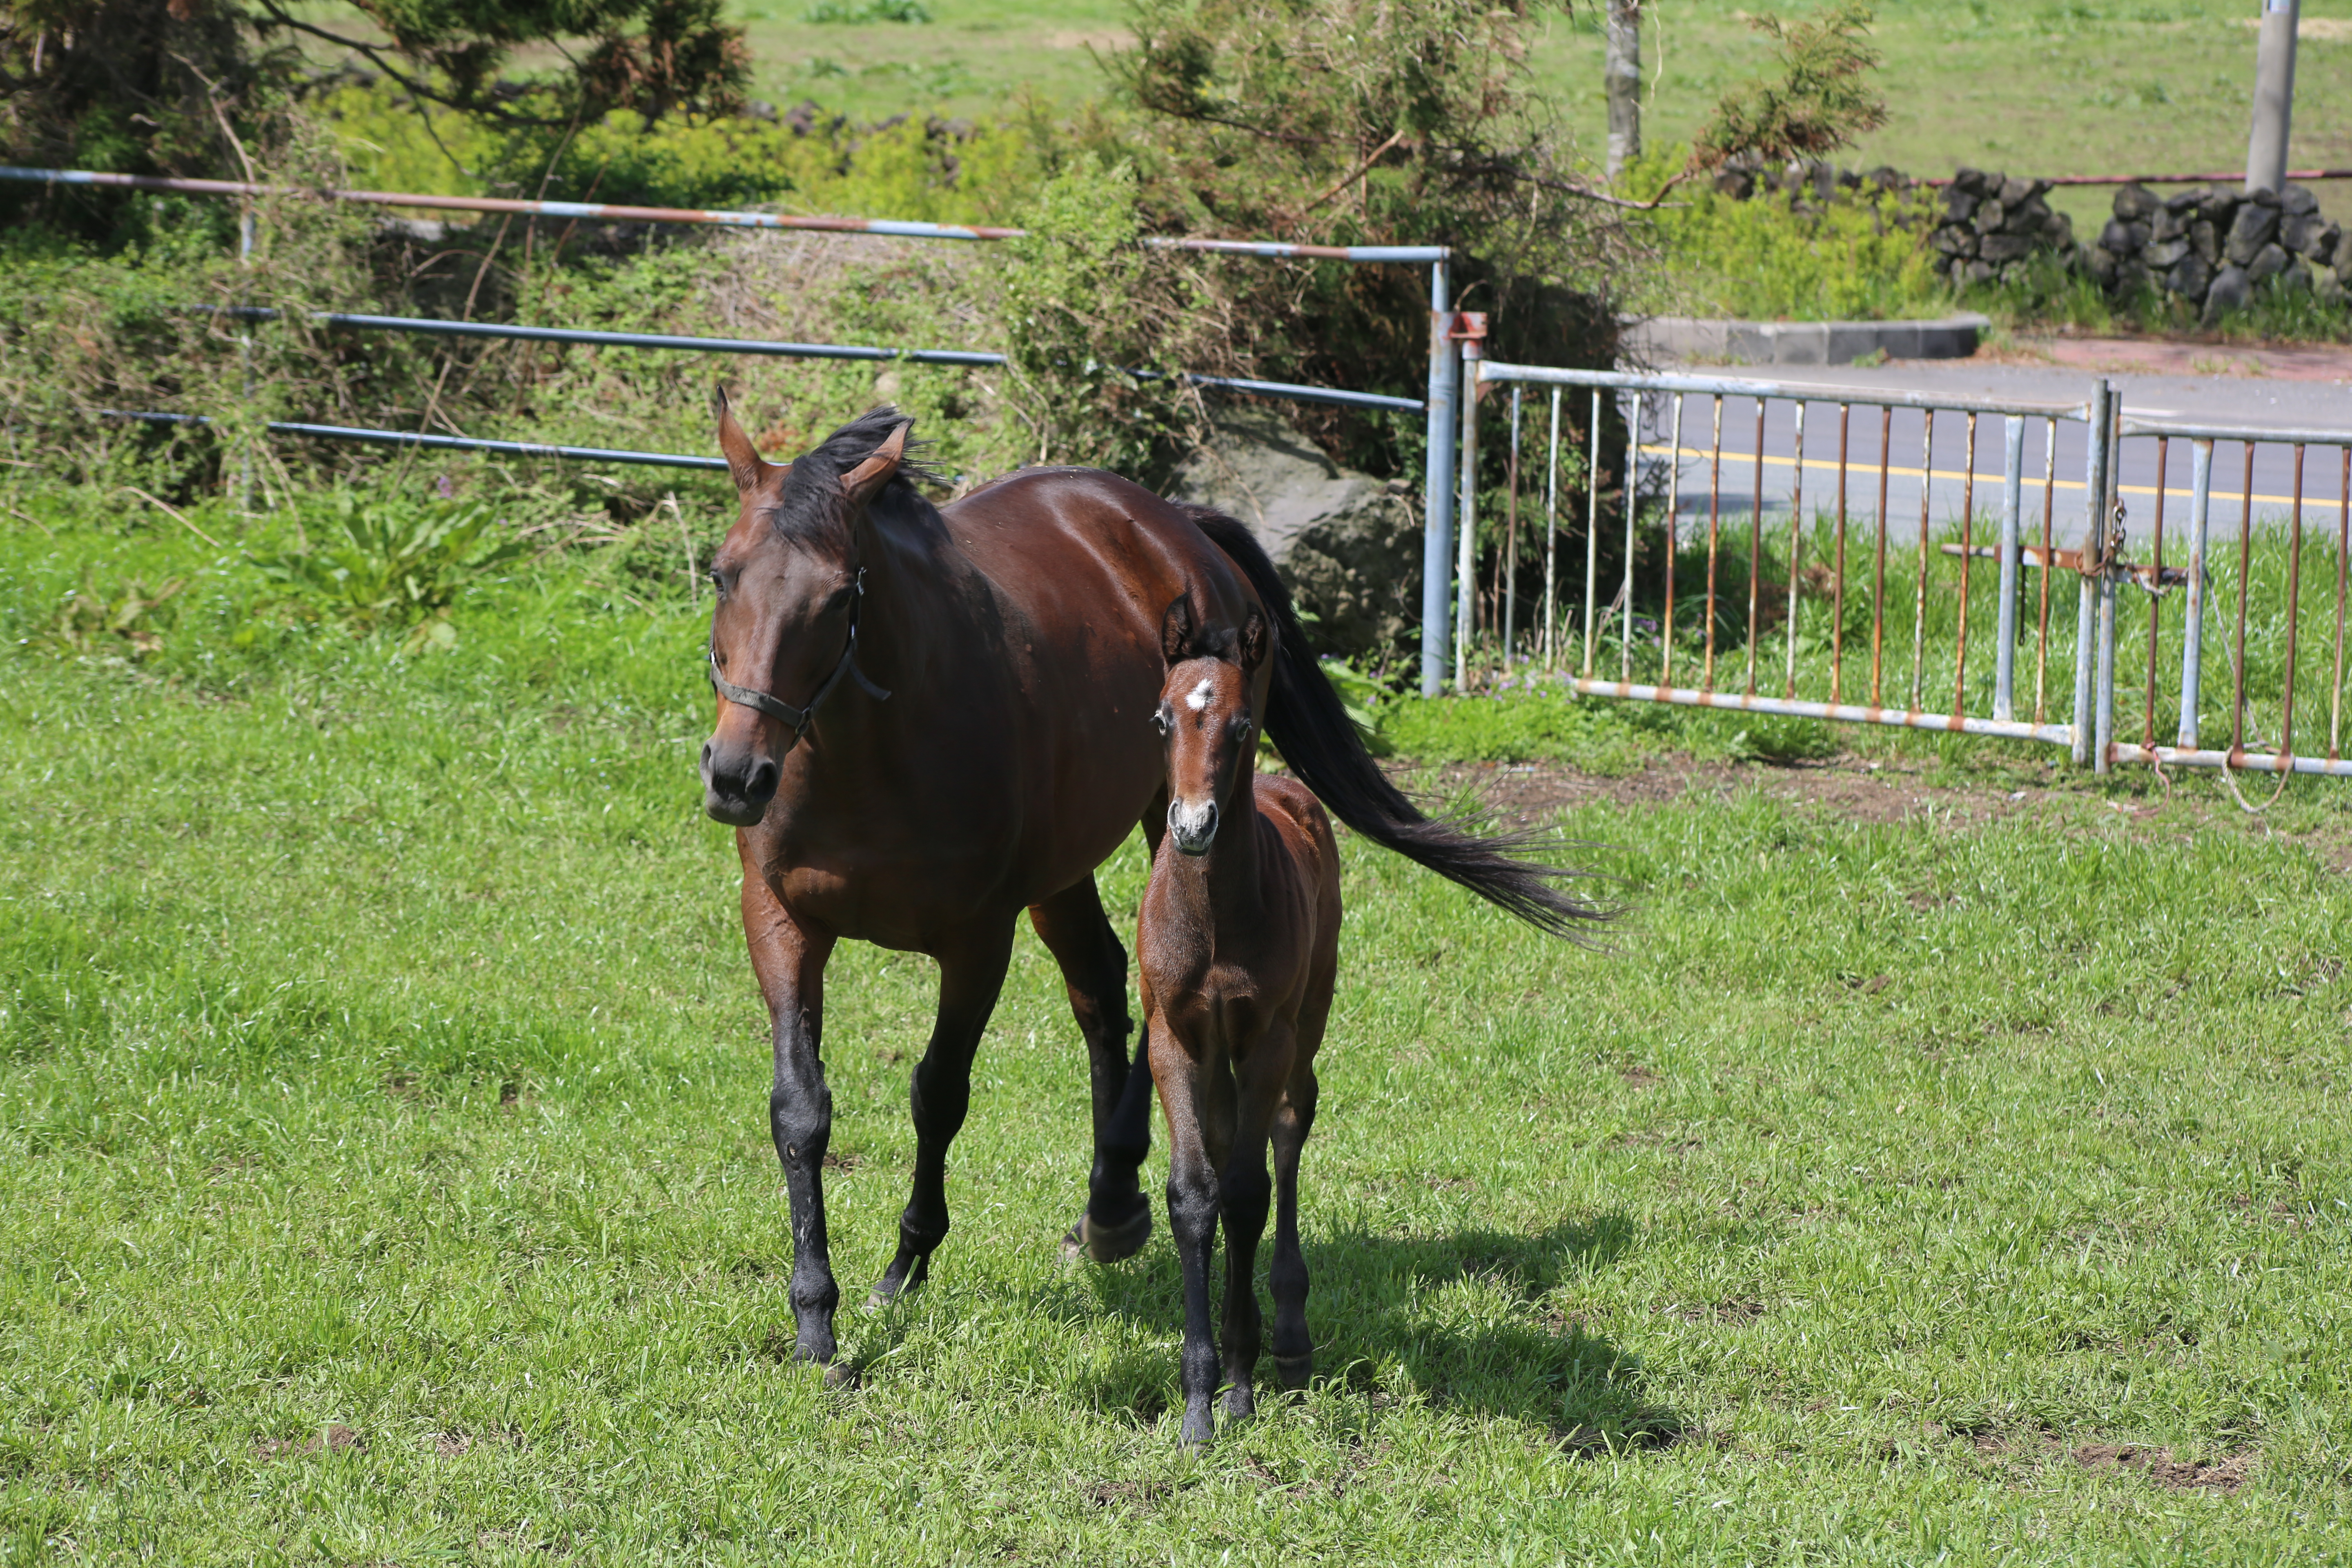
1636 444 2328 511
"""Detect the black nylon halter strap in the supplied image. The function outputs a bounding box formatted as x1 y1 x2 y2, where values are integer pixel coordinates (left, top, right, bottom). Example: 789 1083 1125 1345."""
707 570 892 744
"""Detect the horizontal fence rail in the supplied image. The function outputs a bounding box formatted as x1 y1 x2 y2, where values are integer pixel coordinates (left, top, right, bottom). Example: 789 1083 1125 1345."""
178 306 1425 412
102 410 730 471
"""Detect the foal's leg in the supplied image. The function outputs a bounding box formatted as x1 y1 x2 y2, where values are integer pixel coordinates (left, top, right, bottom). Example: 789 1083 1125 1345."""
1217 1033 1291 1421
742 860 844 1372
1268 1056 1320 1391
1029 877 1154 1263
871 917 1017 1305
1152 1020 1233 1446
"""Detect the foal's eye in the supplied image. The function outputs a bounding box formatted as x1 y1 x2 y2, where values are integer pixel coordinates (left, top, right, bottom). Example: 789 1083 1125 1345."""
1151 708 1170 735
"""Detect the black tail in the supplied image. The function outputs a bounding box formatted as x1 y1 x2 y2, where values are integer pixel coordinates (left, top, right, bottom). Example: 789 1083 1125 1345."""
1184 506 1612 940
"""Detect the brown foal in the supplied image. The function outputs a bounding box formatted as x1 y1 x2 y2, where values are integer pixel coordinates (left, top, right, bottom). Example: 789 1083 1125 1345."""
1139 599 1341 1446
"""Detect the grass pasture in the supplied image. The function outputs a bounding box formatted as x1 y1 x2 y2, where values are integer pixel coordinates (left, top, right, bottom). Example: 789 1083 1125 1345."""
6 504 2352 1562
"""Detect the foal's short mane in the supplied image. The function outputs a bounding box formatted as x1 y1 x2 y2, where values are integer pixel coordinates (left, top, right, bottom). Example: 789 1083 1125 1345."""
771 406 945 536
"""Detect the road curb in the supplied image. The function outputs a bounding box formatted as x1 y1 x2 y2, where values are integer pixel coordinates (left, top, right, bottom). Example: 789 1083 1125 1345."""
1622 312 1991 367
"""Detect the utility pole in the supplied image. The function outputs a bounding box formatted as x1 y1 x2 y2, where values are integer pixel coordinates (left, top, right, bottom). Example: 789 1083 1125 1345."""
1605 0 1642 183
2246 0 2299 194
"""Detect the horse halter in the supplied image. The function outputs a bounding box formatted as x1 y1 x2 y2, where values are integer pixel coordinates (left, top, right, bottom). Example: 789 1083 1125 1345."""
707 566 893 748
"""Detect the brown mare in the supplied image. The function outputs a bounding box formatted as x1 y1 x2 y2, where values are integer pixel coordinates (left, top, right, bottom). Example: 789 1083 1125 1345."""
1139 601 1341 1444
699 400 1598 1377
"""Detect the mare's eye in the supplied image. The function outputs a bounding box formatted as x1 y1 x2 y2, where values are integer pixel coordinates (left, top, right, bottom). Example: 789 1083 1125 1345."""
708 568 726 598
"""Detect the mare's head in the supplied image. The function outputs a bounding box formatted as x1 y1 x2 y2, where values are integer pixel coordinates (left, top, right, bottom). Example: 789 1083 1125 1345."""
700 395 924 826
1154 598 1270 856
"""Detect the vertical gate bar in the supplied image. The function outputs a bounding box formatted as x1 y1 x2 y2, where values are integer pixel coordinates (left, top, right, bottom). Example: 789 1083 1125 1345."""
2094 557 2118 775
1705 395 1724 692
1911 410 1933 713
2034 417 2058 726
1454 342 1481 691
1833 404 1851 705
1544 388 1562 671
1953 412 1978 719
1662 394 1683 687
1502 386 1523 666
1584 390 1602 677
1419 259 1454 697
1873 405 1891 706
2180 438 2214 750
1783 400 1808 699
1993 414 2024 722
2073 379 2113 767
1746 399 1765 698
1622 392 1639 681
2144 437 2168 750
2333 445 2349 760
2281 444 2307 769
2232 442 2255 756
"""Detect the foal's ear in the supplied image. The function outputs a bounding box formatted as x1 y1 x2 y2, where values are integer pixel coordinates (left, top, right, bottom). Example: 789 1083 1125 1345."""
840 420 912 506
1160 595 1194 664
1237 606 1270 673
714 383 776 494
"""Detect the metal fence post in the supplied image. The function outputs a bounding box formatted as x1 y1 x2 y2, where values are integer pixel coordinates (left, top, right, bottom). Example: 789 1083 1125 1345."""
2073 378 2113 765
1455 323 1486 689
1993 414 2024 721
1420 259 1456 697
2180 437 2216 748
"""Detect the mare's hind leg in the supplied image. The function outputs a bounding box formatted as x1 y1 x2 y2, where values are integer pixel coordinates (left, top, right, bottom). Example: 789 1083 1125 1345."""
1029 876 1153 1264
871 918 1016 1305
1268 1058 1320 1391
742 855 846 1375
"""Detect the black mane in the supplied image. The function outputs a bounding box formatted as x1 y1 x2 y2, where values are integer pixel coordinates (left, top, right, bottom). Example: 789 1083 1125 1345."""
771 406 943 535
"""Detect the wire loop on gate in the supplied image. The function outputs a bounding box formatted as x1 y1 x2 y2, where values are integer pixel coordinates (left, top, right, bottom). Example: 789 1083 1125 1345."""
2220 748 2292 814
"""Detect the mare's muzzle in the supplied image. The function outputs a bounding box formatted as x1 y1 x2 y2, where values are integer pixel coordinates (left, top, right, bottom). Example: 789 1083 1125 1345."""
702 730 780 826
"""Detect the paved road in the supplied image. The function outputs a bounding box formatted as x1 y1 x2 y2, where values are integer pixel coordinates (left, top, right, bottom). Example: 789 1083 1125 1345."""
1499 359 2352 552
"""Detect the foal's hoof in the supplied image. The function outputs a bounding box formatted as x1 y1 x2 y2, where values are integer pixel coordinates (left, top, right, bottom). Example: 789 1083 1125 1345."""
1062 1205 1153 1265
1274 1353 1314 1392
822 1360 862 1390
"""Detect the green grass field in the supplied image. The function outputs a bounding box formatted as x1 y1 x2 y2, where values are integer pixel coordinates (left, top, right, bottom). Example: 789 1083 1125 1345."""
6 492 2352 1562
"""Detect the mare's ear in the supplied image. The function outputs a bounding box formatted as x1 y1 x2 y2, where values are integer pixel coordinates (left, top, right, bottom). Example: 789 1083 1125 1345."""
714 383 776 494
840 420 912 506
1160 595 1194 664
1237 606 1270 673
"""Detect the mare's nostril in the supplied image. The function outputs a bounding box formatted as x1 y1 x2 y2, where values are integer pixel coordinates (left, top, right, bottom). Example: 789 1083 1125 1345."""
700 740 715 775
746 759 780 802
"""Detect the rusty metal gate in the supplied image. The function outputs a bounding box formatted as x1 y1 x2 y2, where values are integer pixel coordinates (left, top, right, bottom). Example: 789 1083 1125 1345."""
1455 360 2352 781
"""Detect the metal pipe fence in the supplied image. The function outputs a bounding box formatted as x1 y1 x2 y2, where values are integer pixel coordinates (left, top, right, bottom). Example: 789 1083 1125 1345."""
1468 361 2104 755
1458 359 2352 782
9 162 1463 677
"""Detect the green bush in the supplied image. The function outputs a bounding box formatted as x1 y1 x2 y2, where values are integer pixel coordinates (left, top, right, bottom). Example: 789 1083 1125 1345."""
247 491 525 652
1630 163 1944 322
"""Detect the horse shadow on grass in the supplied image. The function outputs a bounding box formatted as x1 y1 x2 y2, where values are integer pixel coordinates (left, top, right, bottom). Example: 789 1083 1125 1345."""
1040 1211 1690 1451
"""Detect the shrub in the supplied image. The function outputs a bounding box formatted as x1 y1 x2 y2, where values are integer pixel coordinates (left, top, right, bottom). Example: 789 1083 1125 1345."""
247 490 524 651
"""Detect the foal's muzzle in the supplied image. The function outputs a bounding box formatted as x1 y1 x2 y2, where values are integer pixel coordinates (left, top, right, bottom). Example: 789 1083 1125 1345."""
1167 797 1219 855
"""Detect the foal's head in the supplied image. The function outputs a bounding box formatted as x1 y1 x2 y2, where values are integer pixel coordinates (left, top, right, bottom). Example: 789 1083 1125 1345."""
1154 599 1270 857
700 396 929 825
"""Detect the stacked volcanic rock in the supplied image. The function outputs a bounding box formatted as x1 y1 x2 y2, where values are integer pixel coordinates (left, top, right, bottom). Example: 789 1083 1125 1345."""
1928 170 2076 287
2087 182 2343 322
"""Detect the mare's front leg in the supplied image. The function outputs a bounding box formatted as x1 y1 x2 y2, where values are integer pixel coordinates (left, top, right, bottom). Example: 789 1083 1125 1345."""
742 851 844 1374
872 917 1017 1303
1029 876 1153 1264
1151 1016 1233 1446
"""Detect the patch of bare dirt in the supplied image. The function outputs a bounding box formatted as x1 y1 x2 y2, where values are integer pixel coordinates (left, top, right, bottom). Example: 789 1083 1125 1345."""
1426 754 2071 831
2074 1442 2254 1492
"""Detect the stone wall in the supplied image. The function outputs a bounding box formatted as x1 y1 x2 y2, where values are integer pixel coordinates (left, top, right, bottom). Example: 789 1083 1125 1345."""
1926 169 2076 287
2086 182 2343 323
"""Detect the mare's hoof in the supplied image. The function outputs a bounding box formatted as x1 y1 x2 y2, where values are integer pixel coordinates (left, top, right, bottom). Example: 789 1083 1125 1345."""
1221 1385 1256 1421
1065 1205 1152 1265
1178 1406 1216 1448
1274 1353 1314 1392
822 1361 862 1390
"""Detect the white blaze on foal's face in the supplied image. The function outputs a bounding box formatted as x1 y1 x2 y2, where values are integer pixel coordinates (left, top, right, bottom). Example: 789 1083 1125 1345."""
1185 678 1214 712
